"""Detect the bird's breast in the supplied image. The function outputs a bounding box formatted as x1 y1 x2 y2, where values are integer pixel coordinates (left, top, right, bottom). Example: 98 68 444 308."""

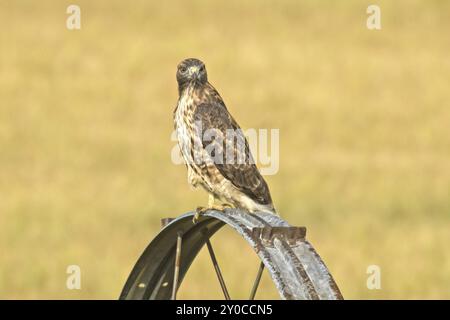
174 88 198 163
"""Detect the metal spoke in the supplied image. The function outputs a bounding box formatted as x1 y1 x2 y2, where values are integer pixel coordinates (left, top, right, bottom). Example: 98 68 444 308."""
171 231 183 300
205 239 231 300
249 261 265 300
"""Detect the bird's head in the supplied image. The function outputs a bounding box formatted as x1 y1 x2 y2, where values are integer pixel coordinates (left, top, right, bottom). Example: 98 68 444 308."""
176 58 208 91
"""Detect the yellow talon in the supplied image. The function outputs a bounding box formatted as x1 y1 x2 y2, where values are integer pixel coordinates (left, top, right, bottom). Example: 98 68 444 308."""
192 195 234 224
193 206 208 224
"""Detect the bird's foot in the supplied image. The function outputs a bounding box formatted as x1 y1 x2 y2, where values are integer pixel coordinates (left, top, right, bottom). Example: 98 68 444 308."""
193 204 233 224
210 203 233 212
193 206 208 224
215 203 232 210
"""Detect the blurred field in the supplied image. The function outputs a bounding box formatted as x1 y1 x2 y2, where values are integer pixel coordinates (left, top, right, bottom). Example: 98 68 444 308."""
1 0 450 299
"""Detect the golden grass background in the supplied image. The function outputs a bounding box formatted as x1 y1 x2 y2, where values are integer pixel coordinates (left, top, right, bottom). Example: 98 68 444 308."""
1 0 449 299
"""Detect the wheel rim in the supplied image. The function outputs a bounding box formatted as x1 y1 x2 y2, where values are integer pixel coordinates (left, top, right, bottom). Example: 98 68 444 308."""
119 209 343 300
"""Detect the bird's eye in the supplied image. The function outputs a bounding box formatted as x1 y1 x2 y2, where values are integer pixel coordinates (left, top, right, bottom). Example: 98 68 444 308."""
179 66 187 73
200 66 205 72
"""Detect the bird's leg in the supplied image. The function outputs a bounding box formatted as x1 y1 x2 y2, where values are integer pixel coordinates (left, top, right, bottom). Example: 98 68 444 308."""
193 194 216 224
212 202 232 210
194 195 233 223
209 195 234 211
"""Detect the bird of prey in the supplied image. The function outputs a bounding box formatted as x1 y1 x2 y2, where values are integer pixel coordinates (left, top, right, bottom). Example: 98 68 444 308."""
173 58 276 222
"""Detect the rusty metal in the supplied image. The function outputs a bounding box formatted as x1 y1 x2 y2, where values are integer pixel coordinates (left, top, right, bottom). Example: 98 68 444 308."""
249 261 265 300
205 239 231 300
119 209 343 300
251 226 306 247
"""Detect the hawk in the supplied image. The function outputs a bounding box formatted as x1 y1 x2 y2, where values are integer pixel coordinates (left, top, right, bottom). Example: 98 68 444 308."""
173 58 276 221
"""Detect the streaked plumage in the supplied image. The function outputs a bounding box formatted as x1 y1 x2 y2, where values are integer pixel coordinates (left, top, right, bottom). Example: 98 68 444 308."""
173 58 276 214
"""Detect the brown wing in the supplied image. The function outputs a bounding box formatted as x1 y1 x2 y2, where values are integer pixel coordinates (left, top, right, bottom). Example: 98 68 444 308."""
193 101 273 206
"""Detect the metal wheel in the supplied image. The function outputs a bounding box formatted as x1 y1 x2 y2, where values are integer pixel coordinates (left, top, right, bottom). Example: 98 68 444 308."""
119 209 343 300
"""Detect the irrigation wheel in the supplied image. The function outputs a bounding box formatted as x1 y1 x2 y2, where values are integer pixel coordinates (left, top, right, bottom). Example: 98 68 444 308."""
119 209 343 300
